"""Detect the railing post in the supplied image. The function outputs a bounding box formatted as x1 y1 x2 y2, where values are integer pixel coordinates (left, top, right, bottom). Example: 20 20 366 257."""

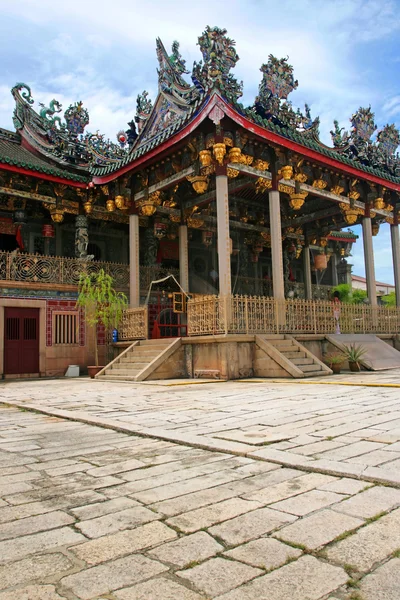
6 252 11 281
312 301 317 334
245 297 249 334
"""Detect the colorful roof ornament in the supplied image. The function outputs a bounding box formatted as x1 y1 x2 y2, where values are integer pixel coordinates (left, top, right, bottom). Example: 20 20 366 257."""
192 26 243 100
64 101 89 137
135 91 153 133
254 55 319 135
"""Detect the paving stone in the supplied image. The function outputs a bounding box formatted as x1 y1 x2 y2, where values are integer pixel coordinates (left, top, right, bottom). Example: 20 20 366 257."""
0 526 85 564
0 552 73 590
177 557 262 597
317 440 386 460
167 498 261 533
273 509 364 549
332 485 400 518
148 531 223 567
70 497 139 520
270 489 344 516
360 557 400 600
294 440 345 456
150 484 239 517
244 473 335 505
0 584 65 599
0 481 34 496
86 458 145 477
114 578 205 600
60 554 168 600
0 510 75 541
210 506 296 546
317 478 372 495
215 555 348 600
224 537 302 570
70 521 177 565
75 505 159 538
326 507 400 571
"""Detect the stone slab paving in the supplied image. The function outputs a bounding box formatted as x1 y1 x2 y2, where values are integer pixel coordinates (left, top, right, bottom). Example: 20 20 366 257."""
1 405 400 599
3 372 400 487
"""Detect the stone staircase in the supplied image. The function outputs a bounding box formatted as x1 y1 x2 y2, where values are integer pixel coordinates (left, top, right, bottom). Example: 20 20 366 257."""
96 338 182 382
256 334 332 378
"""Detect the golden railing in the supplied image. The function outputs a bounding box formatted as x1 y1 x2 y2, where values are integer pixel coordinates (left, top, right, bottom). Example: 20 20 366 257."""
0 251 179 292
118 306 148 340
187 295 400 336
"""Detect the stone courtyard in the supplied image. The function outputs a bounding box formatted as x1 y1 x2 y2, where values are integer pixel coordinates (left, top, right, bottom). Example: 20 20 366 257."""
1 373 400 599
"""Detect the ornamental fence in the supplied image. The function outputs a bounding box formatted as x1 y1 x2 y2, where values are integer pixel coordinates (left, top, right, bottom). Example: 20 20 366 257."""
118 306 148 340
187 295 400 336
0 251 179 292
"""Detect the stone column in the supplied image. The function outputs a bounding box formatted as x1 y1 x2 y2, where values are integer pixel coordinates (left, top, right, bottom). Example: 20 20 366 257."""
303 245 312 299
179 224 189 293
391 223 400 307
216 172 231 296
55 224 62 257
129 214 140 308
331 253 339 287
362 217 377 306
269 190 285 299
75 215 88 259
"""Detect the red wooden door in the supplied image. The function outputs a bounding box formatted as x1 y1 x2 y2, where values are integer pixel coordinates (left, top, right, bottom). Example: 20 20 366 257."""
4 308 40 375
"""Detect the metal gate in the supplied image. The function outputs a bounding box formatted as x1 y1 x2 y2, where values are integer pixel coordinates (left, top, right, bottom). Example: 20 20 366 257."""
148 291 187 339
4 308 40 375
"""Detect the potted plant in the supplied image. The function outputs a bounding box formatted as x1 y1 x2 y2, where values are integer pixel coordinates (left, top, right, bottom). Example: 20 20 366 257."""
342 343 367 372
324 352 345 374
77 269 128 378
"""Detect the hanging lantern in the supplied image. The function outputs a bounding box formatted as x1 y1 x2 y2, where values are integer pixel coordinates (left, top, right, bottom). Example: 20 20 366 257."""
83 201 93 215
42 223 55 238
138 191 162 216
106 199 116 212
154 221 167 239
344 209 358 225
295 242 303 259
372 222 380 236
13 209 27 225
202 231 213 247
314 253 328 270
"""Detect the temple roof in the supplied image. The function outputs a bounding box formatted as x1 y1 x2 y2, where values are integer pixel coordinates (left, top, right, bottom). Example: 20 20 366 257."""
1 26 400 191
0 128 89 183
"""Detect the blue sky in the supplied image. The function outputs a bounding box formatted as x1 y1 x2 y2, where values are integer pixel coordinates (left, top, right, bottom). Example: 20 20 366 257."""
0 0 399 283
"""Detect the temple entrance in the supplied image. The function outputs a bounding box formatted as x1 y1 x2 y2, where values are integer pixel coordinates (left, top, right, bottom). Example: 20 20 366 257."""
4 307 40 375
148 291 187 339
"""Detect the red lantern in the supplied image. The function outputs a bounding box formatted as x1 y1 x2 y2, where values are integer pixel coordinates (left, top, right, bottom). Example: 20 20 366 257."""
42 224 55 238
154 221 167 239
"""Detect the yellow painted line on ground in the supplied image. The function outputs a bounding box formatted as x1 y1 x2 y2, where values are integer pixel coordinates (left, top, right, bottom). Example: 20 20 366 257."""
237 379 400 388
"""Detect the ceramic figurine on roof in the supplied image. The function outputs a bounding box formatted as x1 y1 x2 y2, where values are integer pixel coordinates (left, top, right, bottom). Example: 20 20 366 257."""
39 99 63 128
192 26 243 100
135 91 153 133
156 38 197 105
330 107 400 176
85 131 128 166
64 101 89 137
254 55 319 134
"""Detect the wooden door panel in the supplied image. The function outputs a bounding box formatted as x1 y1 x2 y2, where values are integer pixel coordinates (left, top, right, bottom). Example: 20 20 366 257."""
4 308 39 374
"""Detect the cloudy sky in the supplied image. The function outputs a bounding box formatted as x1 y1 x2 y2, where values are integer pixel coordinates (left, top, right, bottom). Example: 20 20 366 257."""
0 0 399 284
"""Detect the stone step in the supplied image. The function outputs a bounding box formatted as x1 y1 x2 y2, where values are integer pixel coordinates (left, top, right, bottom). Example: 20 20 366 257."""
300 363 322 372
107 368 142 376
139 339 174 347
112 362 148 370
281 351 306 359
120 352 158 362
291 357 314 366
271 343 297 352
97 375 139 381
261 334 285 340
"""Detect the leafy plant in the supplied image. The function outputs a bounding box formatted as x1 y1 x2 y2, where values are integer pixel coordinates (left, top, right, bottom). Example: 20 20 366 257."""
342 343 367 366
382 291 396 307
332 283 352 303
351 289 368 304
324 352 345 365
76 269 128 366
